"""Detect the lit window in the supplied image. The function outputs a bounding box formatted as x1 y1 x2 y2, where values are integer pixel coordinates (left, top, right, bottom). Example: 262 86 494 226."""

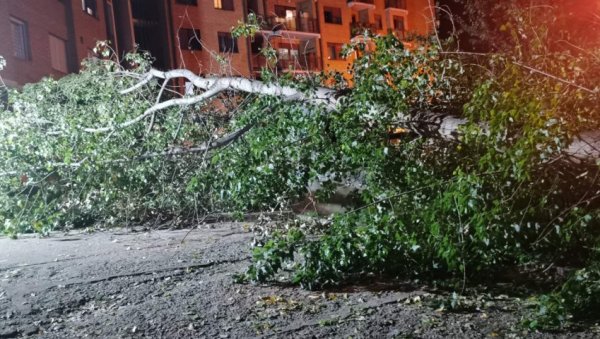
81 0 97 17
10 17 30 60
274 5 295 18
214 0 234 11
179 28 202 51
290 49 299 59
217 32 238 53
278 48 290 60
49 35 68 73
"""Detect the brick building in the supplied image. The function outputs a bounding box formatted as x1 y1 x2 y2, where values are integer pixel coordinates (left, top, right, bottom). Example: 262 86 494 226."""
168 0 251 76
317 0 435 75
247 0 434 76
1 0 434 87
0 0 107 87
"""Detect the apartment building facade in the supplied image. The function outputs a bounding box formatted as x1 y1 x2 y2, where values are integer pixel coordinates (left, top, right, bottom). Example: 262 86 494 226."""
247 0 434 76
0 0 107 86
317 0 435 74
1 0 434 87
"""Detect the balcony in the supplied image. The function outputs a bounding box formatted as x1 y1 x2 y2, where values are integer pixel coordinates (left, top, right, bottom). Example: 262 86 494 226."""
385 0 406 10
347 0 375 10
347 0 374 4
350 22 378 37
385 0 408 14
264 16 318 34
252 53 320 73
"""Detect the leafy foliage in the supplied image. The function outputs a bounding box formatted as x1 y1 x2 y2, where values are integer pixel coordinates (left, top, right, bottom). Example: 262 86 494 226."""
0 49 272 236
238 9 600 330
525 258 600 330
231 13 261 40
1 4 599 330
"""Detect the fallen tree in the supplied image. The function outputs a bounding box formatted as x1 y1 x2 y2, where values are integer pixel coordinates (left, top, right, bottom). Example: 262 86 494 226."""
0 11 599 329
122 67 600 164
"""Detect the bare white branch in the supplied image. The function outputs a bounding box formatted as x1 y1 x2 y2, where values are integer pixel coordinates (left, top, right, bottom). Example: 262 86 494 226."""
121 68 341 110
82 84 224 133
116 68 600 164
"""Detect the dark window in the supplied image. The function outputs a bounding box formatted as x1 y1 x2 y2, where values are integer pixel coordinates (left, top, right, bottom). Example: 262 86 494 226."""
179 28 202 51
392 16 405 38
323 7 342 24
327 43 343 60
393 16 405 30
394 16 404 31
82 0 97 17
218 32 238 53
214 0 234 11
176 0 198 5
250 35 263 54
10 17 30 60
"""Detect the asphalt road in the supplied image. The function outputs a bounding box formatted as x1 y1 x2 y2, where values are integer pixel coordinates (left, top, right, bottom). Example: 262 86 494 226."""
0 223 596 338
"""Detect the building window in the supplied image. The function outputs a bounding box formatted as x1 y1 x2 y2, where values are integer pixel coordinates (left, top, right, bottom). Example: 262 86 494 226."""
250 35 264 54
214 0 234 11
323 7 342 25
176 0 198 5
276 43 298 61
393 16 405 30
49 35 68 73
273 5 297 30
327 43 343 60
179 28 202 51
392 16 405 38
217 32 238 53
81 0 97 17
274 5 295 17
277 47 290 60
10 17 30 60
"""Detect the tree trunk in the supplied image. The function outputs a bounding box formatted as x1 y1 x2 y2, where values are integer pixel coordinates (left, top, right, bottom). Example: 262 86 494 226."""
121 69 599 164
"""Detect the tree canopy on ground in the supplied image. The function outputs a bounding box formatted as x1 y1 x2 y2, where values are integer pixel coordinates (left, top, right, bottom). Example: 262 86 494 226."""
0 2 599 330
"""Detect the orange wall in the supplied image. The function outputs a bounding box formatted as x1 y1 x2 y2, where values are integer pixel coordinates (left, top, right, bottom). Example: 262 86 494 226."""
169 0 251 77
316 0 353 76
316 0 435 76
406 0 435 36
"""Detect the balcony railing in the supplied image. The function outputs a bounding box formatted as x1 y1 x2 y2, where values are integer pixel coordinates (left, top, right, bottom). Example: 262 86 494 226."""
347 0 374 5
252 53 320 72
385 0 407 10
350 22 378 37
264 16 318 33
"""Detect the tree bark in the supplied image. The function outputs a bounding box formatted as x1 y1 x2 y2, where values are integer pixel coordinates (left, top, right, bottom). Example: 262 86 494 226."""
121 68 599 164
